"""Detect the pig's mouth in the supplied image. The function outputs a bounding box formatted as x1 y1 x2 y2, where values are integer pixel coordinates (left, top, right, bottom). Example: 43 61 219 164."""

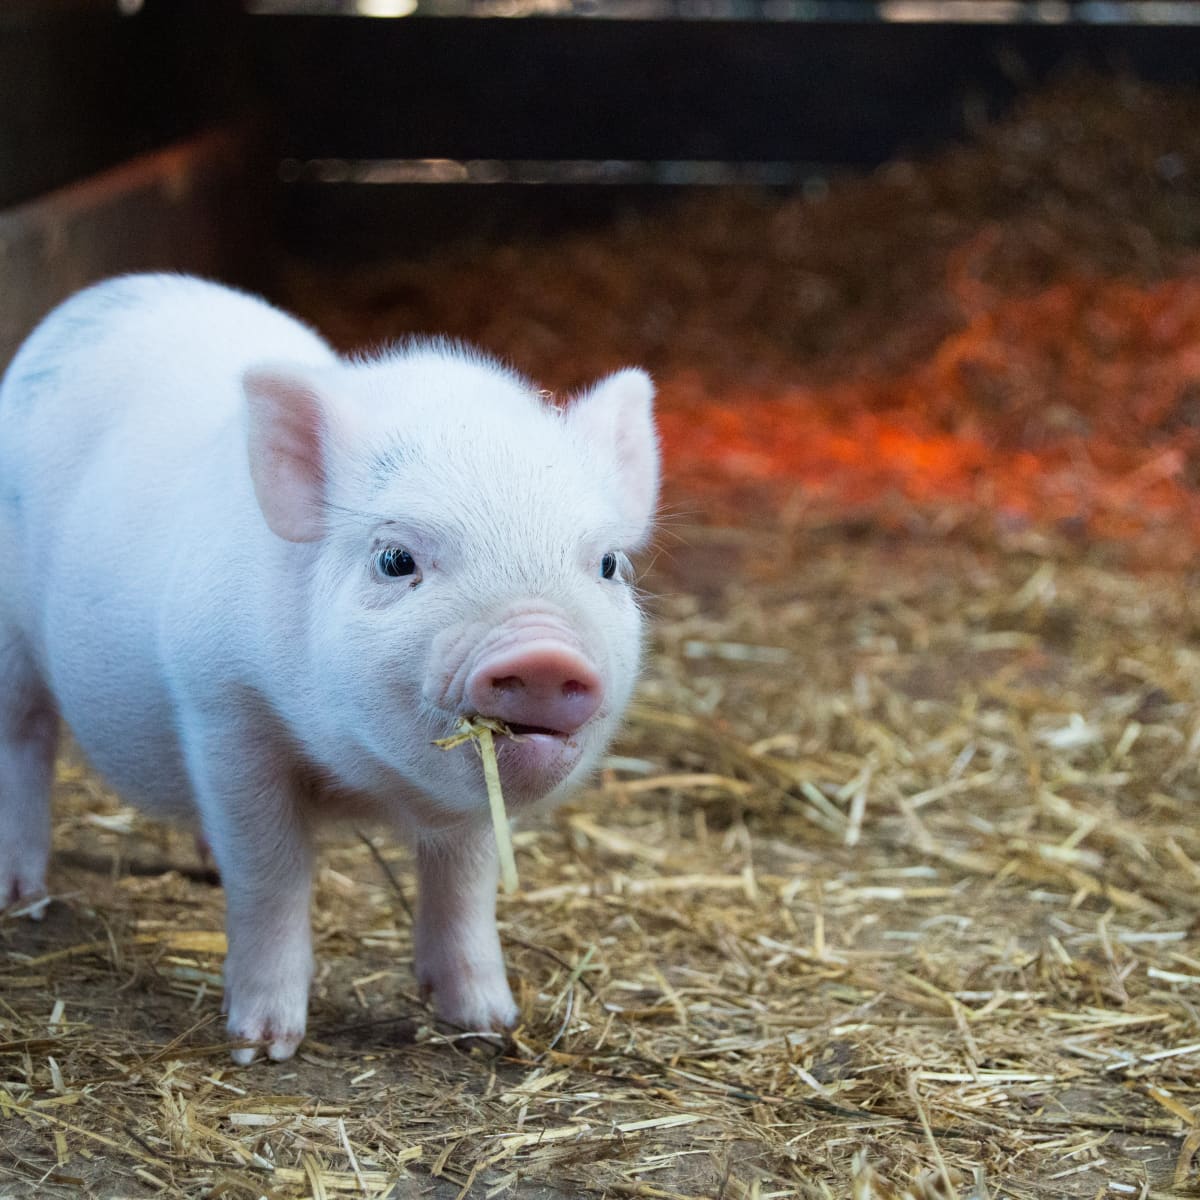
505 722 567 739
482 719 591 803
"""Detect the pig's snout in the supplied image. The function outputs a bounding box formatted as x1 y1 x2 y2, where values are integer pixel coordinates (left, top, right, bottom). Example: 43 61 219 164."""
466 644 602 736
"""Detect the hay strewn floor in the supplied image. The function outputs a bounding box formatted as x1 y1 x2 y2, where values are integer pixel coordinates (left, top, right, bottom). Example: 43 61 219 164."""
3 530 1199 1198
4 73 1200 1200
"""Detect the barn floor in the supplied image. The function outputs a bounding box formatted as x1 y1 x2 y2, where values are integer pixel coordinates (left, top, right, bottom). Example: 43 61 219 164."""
4 75 1200 1199
3 527 1199 1199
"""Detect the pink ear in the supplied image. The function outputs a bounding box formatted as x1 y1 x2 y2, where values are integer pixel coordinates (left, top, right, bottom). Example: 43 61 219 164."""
243 367 330 543
568 368 659 547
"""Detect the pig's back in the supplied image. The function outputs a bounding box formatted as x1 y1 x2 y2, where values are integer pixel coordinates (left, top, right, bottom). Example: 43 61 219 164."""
0 274 333 448
0 276 336 811
0 274 335 553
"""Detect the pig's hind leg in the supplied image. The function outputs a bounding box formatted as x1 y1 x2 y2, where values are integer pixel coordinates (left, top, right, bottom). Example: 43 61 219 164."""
0 635 58 914
414 823 520 1033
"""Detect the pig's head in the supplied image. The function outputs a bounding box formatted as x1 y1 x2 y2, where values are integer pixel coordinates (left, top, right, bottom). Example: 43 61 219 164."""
243 345 658 816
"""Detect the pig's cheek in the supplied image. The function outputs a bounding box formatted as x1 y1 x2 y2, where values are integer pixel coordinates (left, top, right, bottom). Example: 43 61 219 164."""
593 600 642 709
420 621 482 714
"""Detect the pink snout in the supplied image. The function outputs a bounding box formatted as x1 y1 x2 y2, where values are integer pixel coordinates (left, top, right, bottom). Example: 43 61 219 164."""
465 643 603 736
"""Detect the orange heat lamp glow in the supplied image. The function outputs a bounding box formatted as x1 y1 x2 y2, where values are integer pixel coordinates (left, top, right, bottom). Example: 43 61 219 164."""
658 271 1200 561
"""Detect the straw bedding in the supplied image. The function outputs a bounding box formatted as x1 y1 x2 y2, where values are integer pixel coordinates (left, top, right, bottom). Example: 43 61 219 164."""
2 75 1200 1198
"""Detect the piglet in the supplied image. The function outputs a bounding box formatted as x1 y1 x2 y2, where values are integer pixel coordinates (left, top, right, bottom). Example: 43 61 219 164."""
0 274 658 1062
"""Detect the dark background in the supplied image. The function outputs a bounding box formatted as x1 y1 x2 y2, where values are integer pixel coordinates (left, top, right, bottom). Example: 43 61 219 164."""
3 0 1200 258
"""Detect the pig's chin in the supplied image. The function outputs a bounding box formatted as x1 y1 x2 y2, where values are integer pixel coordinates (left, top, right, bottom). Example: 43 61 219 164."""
487 727 596 807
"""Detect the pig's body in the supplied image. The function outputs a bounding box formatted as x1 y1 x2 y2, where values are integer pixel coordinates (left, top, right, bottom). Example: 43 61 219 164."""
1 277 337 819
0 274 658 1062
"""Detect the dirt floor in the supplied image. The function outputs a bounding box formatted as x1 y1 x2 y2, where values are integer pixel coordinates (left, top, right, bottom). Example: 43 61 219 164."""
3 75 1200 1200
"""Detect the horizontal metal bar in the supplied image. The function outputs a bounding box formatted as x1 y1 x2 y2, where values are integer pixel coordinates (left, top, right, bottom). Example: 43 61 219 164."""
278 157 829 185
248 0 1200 24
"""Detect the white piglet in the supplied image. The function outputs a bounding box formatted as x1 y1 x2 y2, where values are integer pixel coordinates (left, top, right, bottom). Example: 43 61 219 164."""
0 274 658 1063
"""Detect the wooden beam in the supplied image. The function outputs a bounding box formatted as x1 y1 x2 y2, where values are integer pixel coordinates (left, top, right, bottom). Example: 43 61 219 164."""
0 126 261 372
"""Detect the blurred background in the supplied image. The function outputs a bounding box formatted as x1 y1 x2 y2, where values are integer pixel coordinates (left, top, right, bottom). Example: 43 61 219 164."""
3 0 1200 560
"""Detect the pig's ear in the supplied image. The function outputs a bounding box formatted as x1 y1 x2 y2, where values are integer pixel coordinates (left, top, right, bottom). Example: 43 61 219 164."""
568 368 659 547
243 366 333 543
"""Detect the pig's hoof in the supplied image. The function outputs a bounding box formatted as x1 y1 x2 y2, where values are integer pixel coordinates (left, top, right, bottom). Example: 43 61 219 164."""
1 864 49 920
227 1015 306 1065
423 967 520 1033
225 986 308 1064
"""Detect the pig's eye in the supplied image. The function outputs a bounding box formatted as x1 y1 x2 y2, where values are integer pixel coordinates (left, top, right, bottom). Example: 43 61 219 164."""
600 552 620 580
375 546 419 582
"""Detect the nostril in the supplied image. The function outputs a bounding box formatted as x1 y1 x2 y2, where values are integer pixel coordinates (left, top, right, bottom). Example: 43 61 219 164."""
491 675 525 694
562 679 590 699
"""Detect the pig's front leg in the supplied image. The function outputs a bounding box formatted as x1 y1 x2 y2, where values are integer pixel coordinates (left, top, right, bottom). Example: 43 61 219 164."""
413 822 519 1032
186 732 315 1064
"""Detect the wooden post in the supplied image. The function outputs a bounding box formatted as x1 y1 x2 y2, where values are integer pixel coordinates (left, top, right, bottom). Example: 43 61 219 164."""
0 126 262 373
